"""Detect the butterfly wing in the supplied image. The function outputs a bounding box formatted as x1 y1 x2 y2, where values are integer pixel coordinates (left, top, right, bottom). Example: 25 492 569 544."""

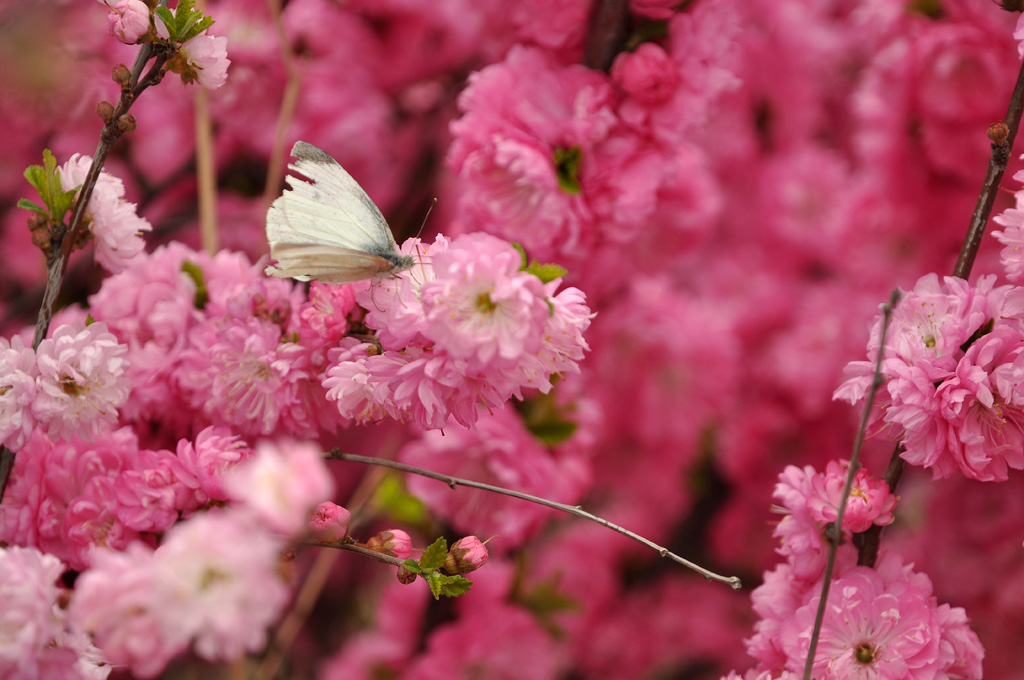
266 141 401 262
265 243 400 284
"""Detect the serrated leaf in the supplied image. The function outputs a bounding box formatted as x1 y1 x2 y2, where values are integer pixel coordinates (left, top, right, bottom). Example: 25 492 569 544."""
526 261 567 284
180 260 208 309
154 6 176 36
437 574 473 598
424 571 443 600
401 558 422 575
419 537 448 572
16 199 48 217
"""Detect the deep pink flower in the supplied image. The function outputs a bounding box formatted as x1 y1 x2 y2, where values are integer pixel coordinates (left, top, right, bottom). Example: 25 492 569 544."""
443 536 489 574
309 502 351 542
368 529 412 560
173 426 253 507
612 42 679 106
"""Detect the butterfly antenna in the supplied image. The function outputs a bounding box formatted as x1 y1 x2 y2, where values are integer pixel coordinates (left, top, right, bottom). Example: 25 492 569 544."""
416 198 438 239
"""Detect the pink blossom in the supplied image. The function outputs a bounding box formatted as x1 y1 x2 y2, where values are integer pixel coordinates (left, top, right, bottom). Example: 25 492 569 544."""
420 232 549 366
992 171 1024 282
173 426 253 507
59 154 151 274
112 448 182 532
223 439 335 536
0 334 38 451
309 502 351 542
1017 13 1024 59
443 536 488 574
367 529 413 560
611 42 679 106
32 321 130 443
779 555 951 679
153 510 289 662
630 0 678 20
70 543 181 679
179 33 231 90
102 0 149 44
0 546 77 679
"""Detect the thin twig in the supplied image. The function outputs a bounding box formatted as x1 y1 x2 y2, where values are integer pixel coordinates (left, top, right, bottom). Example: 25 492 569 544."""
802 290 899 680
325 448 742 589
953 56 1024 279
194 87 219 255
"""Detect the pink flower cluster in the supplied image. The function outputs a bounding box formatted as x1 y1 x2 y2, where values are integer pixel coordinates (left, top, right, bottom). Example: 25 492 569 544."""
835 274 1024 481
993 167 1024 281
0 322 129 451
728 464 982 680
323 233 592 430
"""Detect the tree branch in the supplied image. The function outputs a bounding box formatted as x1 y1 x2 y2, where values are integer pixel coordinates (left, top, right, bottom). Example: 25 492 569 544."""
325 448 742 589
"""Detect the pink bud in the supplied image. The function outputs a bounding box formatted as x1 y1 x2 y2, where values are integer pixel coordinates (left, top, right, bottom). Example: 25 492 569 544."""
309 502 351 542
611 42 678 106
104 0 150 44
367 530 412 560
443 536 489 574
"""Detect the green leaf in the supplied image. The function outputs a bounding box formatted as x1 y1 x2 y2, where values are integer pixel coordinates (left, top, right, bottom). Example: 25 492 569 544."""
525 261 567 284
401 558 423 575
419 537 448 572
181 260 209 309
16 199 48 217
553 146 582 194
153 6 176 36
515 390 579 446
437 574 473 598
424 571 443 599
21 150 79 223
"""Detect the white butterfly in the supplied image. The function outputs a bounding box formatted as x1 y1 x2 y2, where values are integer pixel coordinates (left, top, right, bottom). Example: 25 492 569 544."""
265 141 415 284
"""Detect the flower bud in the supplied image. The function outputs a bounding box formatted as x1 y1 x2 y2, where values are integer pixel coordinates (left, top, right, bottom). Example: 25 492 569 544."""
366 529 412 560
442 536 489 575
105 0 150 44
111 63 132 88
989 122 1010 147
396 564 417 585
96 100 115 123
309 502 351 543
117 114 137 134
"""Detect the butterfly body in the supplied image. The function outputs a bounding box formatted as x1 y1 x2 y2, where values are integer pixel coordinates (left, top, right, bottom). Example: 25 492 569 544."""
265 141 415 284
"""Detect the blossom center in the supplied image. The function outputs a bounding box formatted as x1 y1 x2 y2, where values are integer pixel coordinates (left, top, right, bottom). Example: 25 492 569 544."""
475 292 497 314
854 641 877 664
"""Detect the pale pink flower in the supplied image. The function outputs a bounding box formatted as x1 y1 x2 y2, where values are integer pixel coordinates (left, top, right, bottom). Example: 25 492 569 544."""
32 322 130 442
102 0 149 44
179 33 230 90
70 543 181 679
59 154 151 274
153 510 289 662
0 546 73 678
223 439 334 536
309 502 351 542
1017 13 1024 59
0 335 38 451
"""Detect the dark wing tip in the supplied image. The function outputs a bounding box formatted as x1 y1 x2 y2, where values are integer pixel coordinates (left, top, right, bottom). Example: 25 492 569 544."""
291 141 337 165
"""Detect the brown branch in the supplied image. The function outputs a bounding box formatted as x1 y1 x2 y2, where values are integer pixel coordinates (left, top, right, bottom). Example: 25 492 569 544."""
582 0 630 71
326 449 742 588
850 49 1024 566
803 290 899 680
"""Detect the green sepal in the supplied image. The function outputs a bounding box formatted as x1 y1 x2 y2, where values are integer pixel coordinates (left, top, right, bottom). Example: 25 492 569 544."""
525 261 567 284
85 314 96 326
181 260 209 310
553 146 582 194
512 242 528 269
418 537 448 572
